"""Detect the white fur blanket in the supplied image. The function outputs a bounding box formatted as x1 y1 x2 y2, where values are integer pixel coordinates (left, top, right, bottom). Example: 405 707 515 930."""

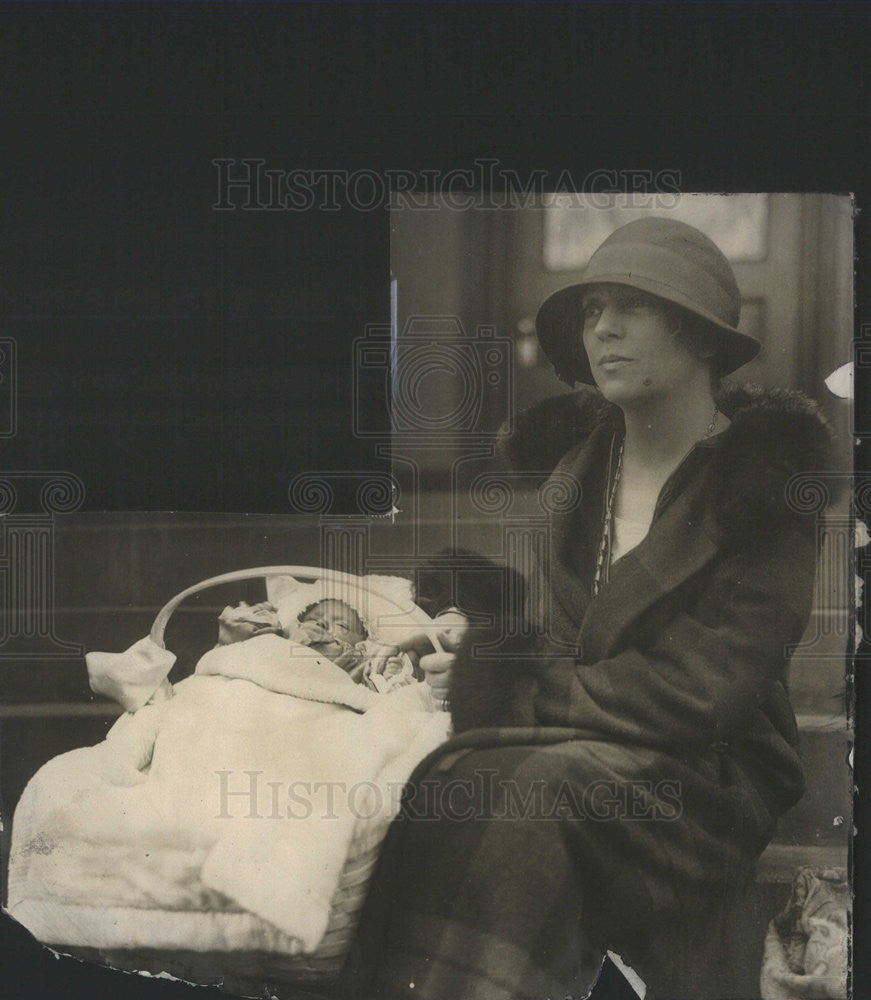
8 635 451 954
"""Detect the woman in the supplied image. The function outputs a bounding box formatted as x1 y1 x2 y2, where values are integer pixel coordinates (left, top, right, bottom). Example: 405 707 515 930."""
339 218 833 999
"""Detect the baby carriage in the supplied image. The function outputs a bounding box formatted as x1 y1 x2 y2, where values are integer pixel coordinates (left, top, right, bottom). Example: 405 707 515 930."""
6 567 451 997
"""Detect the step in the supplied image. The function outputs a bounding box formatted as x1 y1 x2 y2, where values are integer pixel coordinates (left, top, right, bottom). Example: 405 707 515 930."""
756 842 848 883
768 721 851 847
788 656 850 717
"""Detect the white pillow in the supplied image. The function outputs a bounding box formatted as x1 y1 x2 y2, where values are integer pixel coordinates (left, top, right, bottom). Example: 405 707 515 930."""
265 573 420 646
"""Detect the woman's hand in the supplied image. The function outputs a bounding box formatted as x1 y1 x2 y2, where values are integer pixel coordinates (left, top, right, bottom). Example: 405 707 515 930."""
357 645 419 692
361 643 406 682
399 610 469 707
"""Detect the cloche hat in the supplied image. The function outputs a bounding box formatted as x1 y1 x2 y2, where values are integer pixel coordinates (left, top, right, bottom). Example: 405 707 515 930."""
535 216 761 385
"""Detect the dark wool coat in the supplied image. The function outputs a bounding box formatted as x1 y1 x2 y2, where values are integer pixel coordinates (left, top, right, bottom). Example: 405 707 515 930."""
339 385 833 1000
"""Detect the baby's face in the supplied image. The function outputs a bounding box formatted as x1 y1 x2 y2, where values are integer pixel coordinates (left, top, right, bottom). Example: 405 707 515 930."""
297 599 367 657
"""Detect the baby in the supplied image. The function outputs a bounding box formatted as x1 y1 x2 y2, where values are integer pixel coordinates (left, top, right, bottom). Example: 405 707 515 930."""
217 598 420 693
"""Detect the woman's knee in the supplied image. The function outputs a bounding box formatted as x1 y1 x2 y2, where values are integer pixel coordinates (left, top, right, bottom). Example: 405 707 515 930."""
408 743 606 825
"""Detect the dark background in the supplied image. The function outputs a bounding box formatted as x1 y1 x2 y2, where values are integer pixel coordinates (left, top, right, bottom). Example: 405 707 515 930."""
1 3 868 998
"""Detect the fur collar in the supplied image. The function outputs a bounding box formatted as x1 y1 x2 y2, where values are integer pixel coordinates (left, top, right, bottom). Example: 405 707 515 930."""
501 383 836 543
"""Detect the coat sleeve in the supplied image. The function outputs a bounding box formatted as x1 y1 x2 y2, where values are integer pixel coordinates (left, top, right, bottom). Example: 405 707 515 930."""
452 518 819 745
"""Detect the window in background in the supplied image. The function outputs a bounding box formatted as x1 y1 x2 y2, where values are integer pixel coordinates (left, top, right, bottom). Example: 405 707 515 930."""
543 193 769 270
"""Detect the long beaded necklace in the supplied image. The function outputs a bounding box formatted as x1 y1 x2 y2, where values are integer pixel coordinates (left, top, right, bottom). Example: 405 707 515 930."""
592 405 719 597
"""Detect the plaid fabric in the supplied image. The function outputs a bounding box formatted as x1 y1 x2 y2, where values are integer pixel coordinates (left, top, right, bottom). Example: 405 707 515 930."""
338 729 768 1000
338 411 820 1000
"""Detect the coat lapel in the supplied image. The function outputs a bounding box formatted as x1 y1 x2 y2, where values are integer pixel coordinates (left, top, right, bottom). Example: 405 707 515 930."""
546 425 612 644
577 467 721 663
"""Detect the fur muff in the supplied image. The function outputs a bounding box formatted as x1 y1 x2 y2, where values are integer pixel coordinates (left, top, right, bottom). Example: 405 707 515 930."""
415 549 539 731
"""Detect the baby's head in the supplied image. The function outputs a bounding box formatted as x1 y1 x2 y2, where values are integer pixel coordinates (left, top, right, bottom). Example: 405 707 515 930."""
295 599 367 665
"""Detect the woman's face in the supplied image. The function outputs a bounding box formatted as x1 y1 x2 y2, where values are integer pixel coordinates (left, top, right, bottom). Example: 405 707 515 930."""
580 283 710 406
